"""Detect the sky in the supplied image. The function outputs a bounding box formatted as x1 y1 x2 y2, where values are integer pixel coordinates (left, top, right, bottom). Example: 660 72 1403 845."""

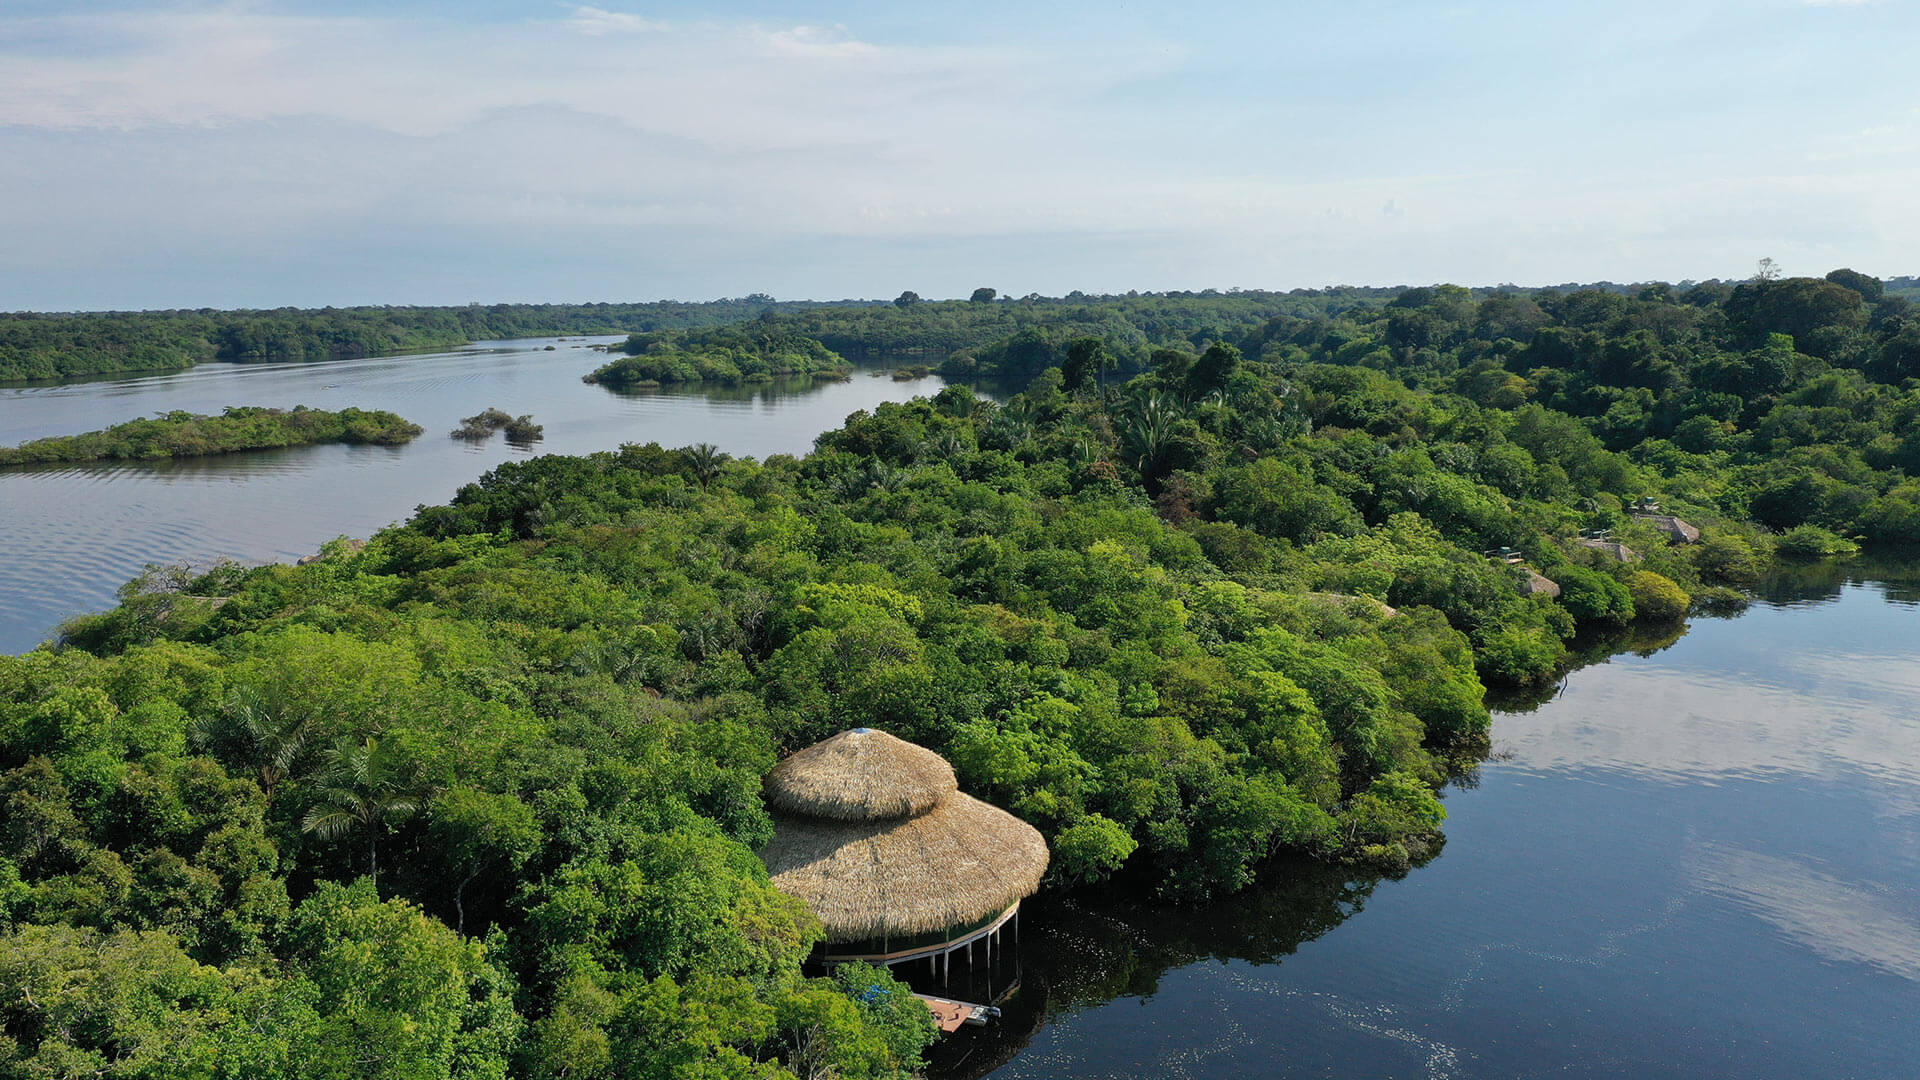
1 0 1915 310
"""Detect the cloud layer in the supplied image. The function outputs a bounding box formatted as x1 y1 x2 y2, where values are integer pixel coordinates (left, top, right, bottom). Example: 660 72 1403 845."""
2 2 1915 308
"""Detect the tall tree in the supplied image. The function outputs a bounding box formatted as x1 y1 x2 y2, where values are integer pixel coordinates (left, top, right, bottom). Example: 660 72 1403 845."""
301 736 427 888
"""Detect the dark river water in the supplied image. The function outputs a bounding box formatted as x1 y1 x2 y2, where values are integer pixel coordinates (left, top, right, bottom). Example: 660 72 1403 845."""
5 343 1919 1078
0 337 950 653
937 563 1920 1080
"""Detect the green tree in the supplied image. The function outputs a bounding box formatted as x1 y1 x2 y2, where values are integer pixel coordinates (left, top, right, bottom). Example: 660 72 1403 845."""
300 736 427 888
287 880 518 1080
426 788 540 935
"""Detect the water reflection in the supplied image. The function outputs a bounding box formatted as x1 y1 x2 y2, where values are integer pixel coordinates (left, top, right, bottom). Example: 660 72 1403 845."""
1691 844 1920 983
933 862 1399 1079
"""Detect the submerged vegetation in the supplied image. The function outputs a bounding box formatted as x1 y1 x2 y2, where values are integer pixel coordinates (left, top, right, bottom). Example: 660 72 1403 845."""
452 408 515 440
452 409 543 447
0 406 422 466
2 268 1916 1077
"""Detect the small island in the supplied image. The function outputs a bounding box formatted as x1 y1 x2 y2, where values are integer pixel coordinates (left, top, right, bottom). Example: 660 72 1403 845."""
452 408 544 446
0 405 422 466
585 326 853 388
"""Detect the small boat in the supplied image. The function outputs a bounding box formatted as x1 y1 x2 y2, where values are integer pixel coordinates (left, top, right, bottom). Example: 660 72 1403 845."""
914 993 998 1033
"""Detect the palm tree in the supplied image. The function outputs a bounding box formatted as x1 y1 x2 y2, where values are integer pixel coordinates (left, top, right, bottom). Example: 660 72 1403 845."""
683 443 728 488
196 684 309 804
1119 391 1182 477
301 736 426 889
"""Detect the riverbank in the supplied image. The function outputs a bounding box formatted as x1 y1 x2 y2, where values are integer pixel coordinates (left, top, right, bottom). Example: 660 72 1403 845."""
0 406 422 466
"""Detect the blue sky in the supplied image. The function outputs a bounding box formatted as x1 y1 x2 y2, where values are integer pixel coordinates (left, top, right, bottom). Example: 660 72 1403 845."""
2 0 1914 309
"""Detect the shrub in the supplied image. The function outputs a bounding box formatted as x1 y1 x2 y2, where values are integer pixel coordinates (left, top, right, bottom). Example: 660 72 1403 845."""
1775 524 1861 559
1625 570 1691 621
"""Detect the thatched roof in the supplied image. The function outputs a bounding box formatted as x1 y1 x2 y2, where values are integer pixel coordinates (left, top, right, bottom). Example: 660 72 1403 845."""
1633 513 1701 544
1303 592 1399 618
1575 537 1641 563
764 728 957 822
759 789 1049 940
758 729 1049 942
1522 569 1561 598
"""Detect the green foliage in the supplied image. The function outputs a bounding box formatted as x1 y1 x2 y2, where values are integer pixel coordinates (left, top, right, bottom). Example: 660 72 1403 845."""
1775 524 1861 559
1050 814 1140 885
287 880 518 1080
1555 566 1635 626
0 407 422 466
1625 570 1691 621
11 272 1914 1075
589 327 849 387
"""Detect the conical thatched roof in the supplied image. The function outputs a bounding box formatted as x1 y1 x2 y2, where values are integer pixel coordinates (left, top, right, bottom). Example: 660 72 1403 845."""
758 729 1049 942
764 728 957 821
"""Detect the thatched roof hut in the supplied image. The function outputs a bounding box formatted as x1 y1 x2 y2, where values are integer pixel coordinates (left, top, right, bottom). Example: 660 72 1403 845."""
1575 537 1641 563
1633 513 1701 544
758 729 1048 963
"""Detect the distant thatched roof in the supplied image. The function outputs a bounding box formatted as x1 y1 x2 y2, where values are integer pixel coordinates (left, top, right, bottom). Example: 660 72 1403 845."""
1303 592 1399 618
1575 537 1641 563
760 790 1048 940
758 728 1049 942
1633 513 1702 544
765 728 957 822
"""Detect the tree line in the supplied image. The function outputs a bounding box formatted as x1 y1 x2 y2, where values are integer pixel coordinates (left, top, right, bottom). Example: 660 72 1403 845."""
0 299 878 382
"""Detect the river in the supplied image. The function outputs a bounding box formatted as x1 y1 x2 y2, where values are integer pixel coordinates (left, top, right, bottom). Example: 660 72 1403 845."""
4 343 1918 1078
0 337 950 653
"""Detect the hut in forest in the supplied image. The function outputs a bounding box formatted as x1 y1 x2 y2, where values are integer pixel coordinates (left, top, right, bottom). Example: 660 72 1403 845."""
1575 537 1641 563
1522 569 1561 598
1632 513 1702 544
758 728 1048 973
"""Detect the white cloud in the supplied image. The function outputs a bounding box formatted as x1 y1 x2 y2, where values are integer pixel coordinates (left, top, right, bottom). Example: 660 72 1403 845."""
564 6 665 36
757 24 879 58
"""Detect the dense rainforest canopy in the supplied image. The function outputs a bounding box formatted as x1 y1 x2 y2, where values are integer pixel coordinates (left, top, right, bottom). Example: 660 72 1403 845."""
2 268 1916 1078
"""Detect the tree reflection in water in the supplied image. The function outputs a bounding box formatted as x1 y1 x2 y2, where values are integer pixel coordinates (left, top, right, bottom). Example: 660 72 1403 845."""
927 857 1417 1079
